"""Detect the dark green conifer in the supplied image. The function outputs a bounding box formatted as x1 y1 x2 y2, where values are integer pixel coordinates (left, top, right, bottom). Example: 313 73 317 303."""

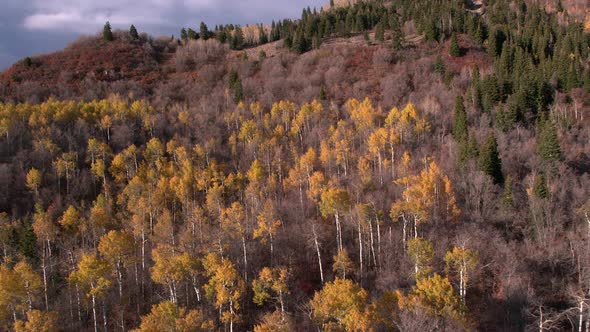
449 33 461 57
453 96 468 142
390 15 403 50
129 25 139 40
533 173 549 199
537 119 561 162
479 133 503 184
375 22 384 43
229 70 243 103
502 175 515 208
103 21 114 41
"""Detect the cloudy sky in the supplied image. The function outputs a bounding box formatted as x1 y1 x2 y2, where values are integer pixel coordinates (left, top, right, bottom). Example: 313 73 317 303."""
0 0 326 70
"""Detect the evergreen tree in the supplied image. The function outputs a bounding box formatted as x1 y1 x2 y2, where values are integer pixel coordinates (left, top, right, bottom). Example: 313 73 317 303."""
424 19 439 42
487 29 499 57
259 26 269 45
434 56 446 75
532 172 549 199
103 22 114 41
479 133 503 184
231 26 245 50
319 85 327 101
180 28 188 42
129 25 139 40
537 119 561 161
452 96 468 142
292 26 309 54
390 15 403 50
375 22 384 43
502 175 514 208
229 70 243 103
187 28 198 40
200 22 210 40
449 33 461 57
459 134 479 166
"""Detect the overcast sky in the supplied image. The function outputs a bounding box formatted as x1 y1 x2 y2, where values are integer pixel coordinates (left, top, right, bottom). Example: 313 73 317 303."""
0 0 326 70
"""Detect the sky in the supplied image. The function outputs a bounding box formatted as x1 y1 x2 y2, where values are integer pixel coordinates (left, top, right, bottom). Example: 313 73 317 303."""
0 0 326 70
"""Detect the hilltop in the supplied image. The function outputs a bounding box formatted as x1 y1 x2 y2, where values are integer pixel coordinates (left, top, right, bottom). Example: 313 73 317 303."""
0 0 590 331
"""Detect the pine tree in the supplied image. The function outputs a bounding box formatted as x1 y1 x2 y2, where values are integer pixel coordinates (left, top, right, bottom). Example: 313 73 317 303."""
487 29 503 57
258 26 268 45
390 15 403 50
479 133 503 184
180 28 188 42
319 85 327 101
434 56 446 75
537 119 561 162
459 134 479 166
533 172 549 199
231 26 244 50
502 175 514 208
229 70 243 103
129 25 139 40
375 22 384 43
187 28 198 40
450 33 461 57
103 22 114 41
452 96 468 142
200 22 209 40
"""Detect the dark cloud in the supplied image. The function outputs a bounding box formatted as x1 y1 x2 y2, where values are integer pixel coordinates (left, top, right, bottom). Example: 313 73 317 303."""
0 0 326 70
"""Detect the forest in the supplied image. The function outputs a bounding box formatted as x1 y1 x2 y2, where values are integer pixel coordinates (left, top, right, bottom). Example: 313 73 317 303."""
0 0 590 331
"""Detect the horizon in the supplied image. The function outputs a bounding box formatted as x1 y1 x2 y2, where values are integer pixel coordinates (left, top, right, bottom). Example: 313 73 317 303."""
0 0 326 70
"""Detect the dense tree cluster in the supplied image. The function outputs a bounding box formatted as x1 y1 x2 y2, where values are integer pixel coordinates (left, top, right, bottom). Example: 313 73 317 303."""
0 0 589 331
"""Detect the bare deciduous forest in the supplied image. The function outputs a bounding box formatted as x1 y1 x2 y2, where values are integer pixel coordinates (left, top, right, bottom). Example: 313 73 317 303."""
1 0 590 331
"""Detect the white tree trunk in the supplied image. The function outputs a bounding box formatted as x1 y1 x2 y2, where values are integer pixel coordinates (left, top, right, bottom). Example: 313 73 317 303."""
92 293 98 332
242 236 248 282
312 224 324 284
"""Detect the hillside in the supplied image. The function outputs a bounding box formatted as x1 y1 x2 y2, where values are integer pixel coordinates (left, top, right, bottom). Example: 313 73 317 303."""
0 0 590 331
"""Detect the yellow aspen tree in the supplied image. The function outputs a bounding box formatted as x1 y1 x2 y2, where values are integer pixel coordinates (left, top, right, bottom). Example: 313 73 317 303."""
332 249 354 279
246 159 265 208
319 187 350 253
202 253 245 332
221 201 248 278
310 278 374 332
31 204 57 311
357 156 373 187
346 97 377 135
444 246 478 305
367 127 388 185
53 152 77 195
254 310 294 332
59 205 82 235
14 310 58 332
99 115 112 141
307 171 327 204
98 230 135 300
69 253 112 332
319 140 336 176
132 301 213 332
25 168 42 199
252 267 289 313
285 164 306 210
330 122 353 177
406 273 462 319
150 246 199 304
391 160 460 245
253 201 282 264
14 261 43 312
238 119 261 159
407 237 434 279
